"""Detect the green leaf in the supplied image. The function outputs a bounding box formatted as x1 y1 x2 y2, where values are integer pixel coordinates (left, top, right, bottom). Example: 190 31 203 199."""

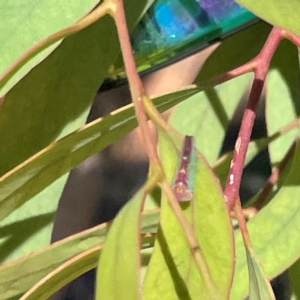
96 188 146 300
289 259 300 299
0 86 197 223
214 131 289 187
0 19 118 175
246 248 275 300
20 246 100 300
170 73 252 164
0 0 153 176
266 39 300 165
195 21 271 85
143 133 234 299
0 0 153 262
0 0 99 93
231 140 300 299
236 0 300 36
0 209 159 300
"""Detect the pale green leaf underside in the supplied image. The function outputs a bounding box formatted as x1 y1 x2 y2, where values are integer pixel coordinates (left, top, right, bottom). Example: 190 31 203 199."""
236 0 300 36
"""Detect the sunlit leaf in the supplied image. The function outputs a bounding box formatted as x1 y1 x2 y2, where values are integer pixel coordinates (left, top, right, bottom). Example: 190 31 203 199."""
246 248 275 300
0 0 153 262
170 73 252 164
20 246 101 300
0 209 159 300
143 132 234 299
0 86 198 224
231 140 300 299
96 188 146 300
0 0 99 93
266 39 300 165
236 0 300 36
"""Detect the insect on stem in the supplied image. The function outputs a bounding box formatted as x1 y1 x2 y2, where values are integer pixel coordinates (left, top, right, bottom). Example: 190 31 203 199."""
172 135 196 202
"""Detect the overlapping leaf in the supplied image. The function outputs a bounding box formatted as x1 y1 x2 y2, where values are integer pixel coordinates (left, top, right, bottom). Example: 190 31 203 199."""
0 0 153 262
96 188 146 300
0 0 99 94
195 22 271 85
231 141 300 299
170 73 252 164
0 209 159 300
0 87 198 223
266 39 300 165
246 248 275 300
236 0 300 36
143 132 234 299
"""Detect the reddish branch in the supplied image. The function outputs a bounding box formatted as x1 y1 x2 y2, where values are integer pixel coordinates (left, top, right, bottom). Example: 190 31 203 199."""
251 140 297 211
221 27 300 211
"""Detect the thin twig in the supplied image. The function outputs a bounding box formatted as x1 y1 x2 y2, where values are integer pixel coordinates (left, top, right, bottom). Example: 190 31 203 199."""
110 0 166 172
224 27 284 211
250 139 298 212
234 197 252 248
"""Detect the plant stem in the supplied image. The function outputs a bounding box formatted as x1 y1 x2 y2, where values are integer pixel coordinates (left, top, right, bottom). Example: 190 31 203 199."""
110 0 164 173
233 197 252 248
111 1 216 289
224 27 284 211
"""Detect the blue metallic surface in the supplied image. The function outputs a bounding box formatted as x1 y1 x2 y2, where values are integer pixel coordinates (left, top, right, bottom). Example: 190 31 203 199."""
130 0 256 71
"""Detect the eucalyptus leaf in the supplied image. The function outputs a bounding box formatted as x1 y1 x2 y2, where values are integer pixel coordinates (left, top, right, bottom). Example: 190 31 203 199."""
0 0 153 263
143 132 234 299
0 0 99 94
236 0 300 36
96 189 146 300
0 86 198 223
195 22 271 85
266 39 300 165
246 248 275 300
231 140 300 299
0 209 159 300
170 73 252 164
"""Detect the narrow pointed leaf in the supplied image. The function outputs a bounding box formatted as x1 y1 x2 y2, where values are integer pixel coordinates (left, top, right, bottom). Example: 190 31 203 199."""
246 248 275 300
236 0 300 36
96 189 146 300
143 132 234 299
170 74 252 164
0 86 197 223
195 22 271 85
266 40 300 165
231 141 300 299
0 0 100 93
20 246 101 300
0 209 159 300
0 0 153 261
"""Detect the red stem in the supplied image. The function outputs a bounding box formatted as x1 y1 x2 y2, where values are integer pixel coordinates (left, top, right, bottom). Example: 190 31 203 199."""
224 27 284 211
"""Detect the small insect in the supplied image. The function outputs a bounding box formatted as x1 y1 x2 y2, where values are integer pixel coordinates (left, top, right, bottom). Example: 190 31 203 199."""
172 135 197 202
